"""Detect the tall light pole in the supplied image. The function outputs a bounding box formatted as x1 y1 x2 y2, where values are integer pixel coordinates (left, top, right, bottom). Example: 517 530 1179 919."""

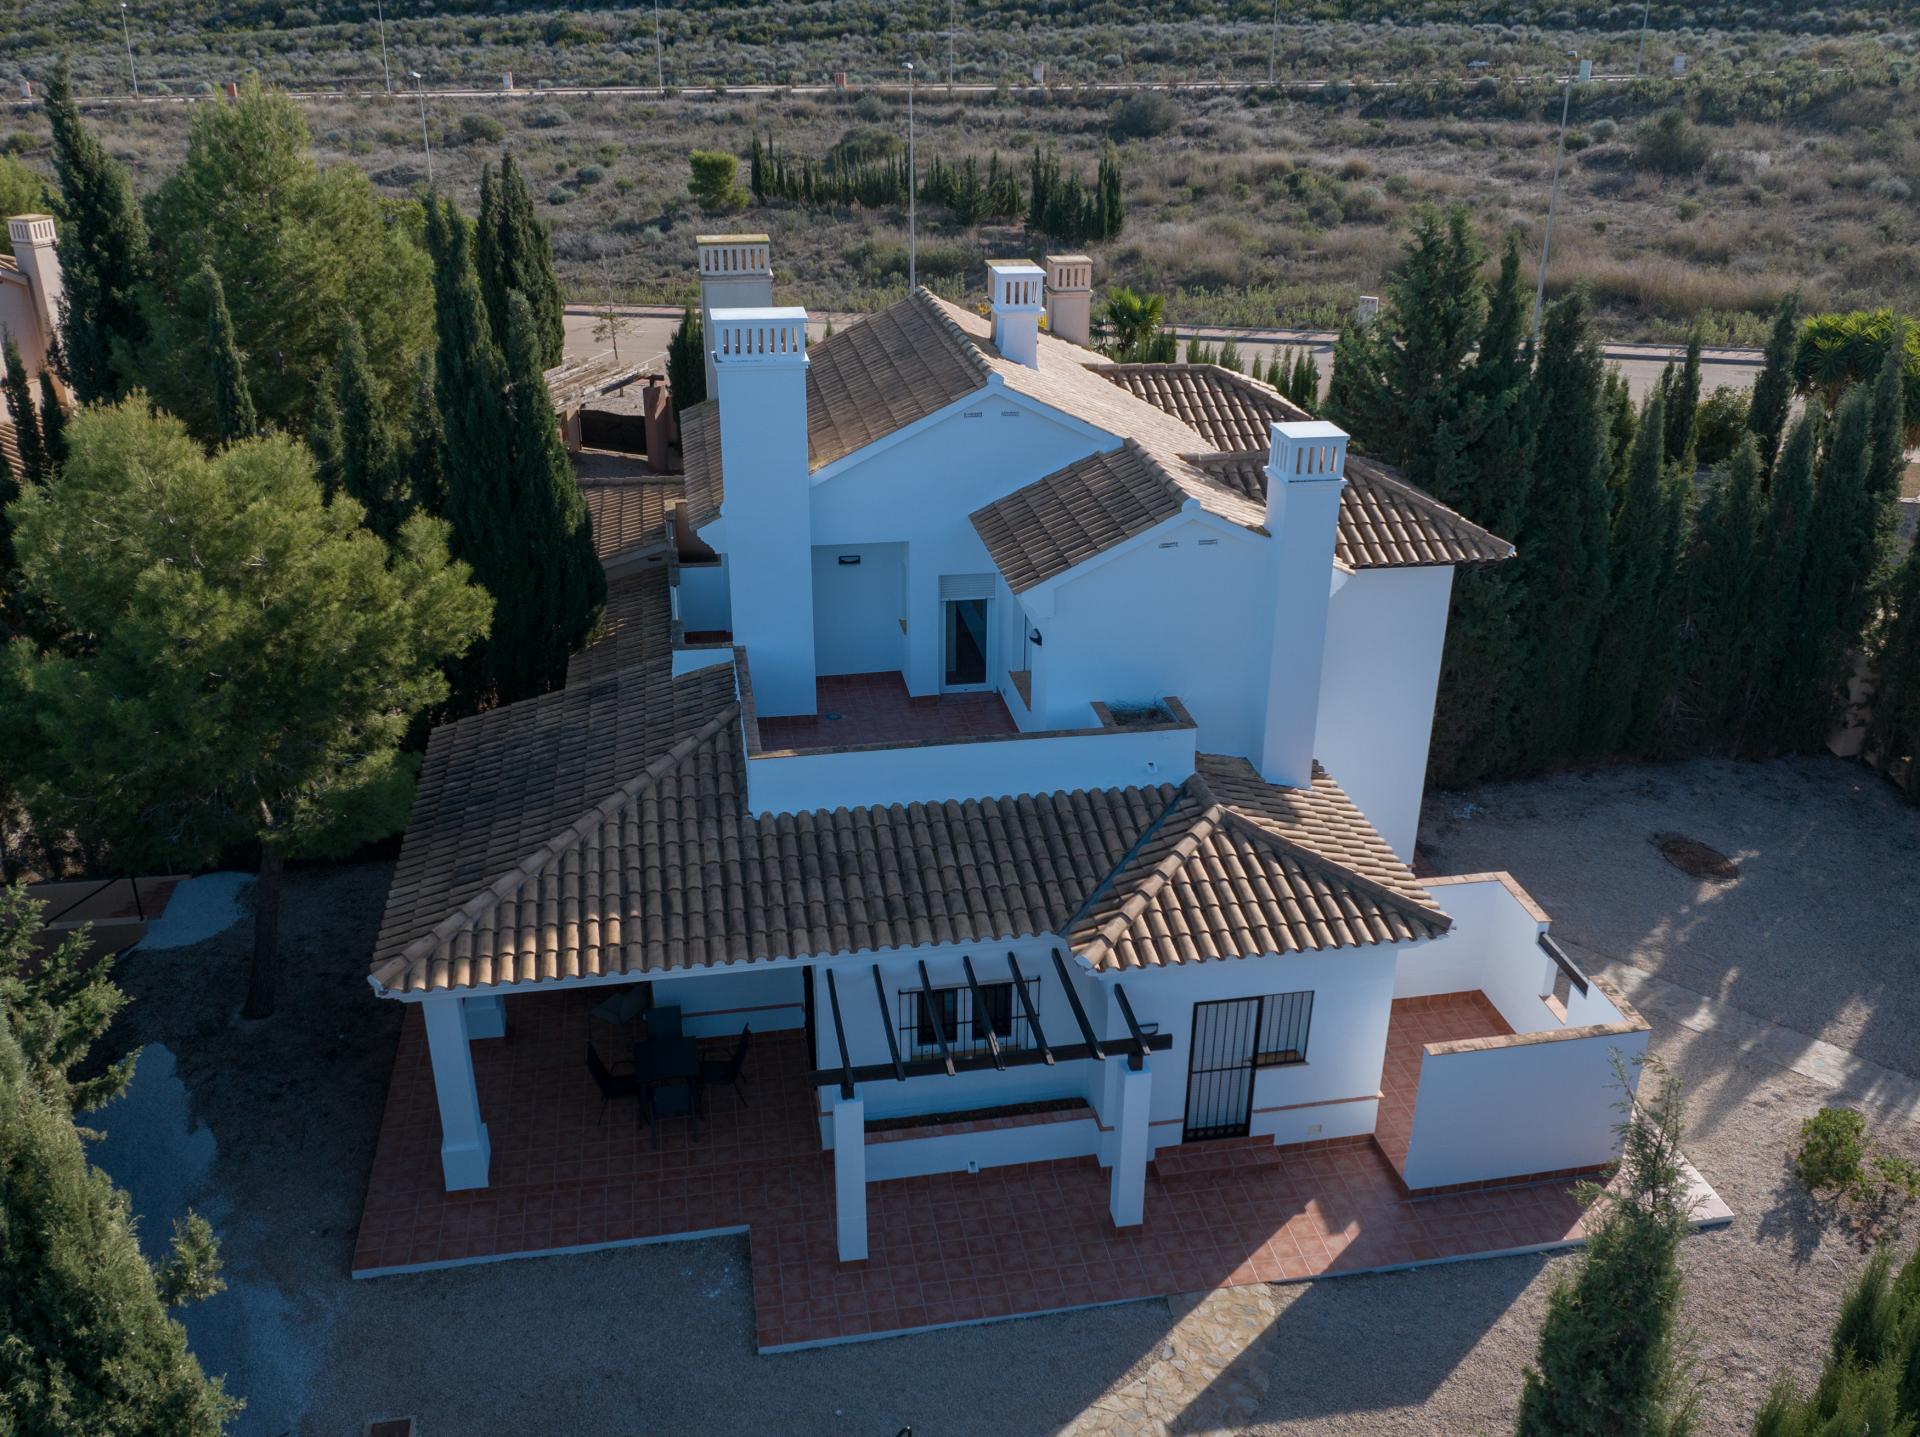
654 0 665 91
947 0 956 90
119 2 139 99
375 0 392 93
1635 0 1652 75
410 70 431 184
1268 0 1281 85
903 60 916 290
1529 49 1577 350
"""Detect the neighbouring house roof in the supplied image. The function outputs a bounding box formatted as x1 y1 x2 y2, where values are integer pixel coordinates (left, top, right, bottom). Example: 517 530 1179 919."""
1190 452 1515 571
969 439 1267 594
681 400 724 530
1068 754 1449 972
580 480 673 562
565 566 672 689
1093 362 1314 452
544 351 648 415
369 669 1447 996
0 420 18 475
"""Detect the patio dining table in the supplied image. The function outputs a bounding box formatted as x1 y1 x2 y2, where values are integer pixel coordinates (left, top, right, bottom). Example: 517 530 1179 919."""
633 1035 701 1142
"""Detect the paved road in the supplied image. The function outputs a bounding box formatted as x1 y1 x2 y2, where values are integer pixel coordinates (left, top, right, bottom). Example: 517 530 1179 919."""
564 304 1764 404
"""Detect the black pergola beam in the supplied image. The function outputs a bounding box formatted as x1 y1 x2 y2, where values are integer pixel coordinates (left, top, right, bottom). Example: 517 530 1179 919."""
823 967 856 1100
1006 952 1053 1065
805 1031 1171 1089
871 964 908 1081
961 954 1005 1070
917 959 956 1076
1113 985 1151 1072
1050 948 1105 1060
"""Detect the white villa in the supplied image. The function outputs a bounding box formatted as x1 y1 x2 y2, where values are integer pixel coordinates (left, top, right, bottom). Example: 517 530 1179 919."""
365 236 1651 1279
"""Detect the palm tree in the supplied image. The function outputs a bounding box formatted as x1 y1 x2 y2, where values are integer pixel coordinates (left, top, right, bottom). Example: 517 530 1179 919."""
1101 286 1165 363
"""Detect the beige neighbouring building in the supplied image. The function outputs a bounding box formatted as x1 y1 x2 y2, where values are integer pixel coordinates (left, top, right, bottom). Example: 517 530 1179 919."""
0 213 65 436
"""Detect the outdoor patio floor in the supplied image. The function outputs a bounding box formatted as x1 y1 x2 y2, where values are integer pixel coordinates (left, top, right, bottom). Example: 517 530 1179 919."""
351 989 1613 1351
756 672 1017 751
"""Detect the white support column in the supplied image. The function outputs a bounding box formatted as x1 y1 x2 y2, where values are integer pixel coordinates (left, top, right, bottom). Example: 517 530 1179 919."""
423 994 491 1191
463 994 507 1041
831 1097 868 1262
1109 1061 1152 1228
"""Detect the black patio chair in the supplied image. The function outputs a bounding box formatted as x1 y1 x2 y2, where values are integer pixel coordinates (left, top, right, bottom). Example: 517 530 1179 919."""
643 1078 699 1149
585 1045 639 1127
699 1026 752 1110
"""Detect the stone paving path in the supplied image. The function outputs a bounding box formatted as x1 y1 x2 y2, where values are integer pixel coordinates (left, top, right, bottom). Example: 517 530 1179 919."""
1061 1284 1281 1437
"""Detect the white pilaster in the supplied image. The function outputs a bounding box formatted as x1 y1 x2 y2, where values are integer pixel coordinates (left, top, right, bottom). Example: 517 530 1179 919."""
1109 1062 1152 1228
831 1097 868 1262
463 994 507 1041
423 994 491 1191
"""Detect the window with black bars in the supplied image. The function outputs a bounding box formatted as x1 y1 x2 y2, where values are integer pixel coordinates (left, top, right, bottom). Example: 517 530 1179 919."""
899 978 1040 1061
1253 990 1314 1067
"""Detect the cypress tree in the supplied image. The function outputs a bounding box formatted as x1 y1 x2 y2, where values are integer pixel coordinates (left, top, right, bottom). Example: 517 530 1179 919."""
1217 338 1242 373
1747 294 1801 473
1662 332 1702 473
1 338 47 486
1748 414 1820 752
1631 459 1695 754
1867 544 1920 801
1603 368 1637 492
35 370 67 471
1289 350 1320 413
1513 291 1614 769
201 262 256 446
1863 321 1909 575
1780 387 1877 748
307 388 342 499
666 304 706 417
1682 436 1765 752
476 153 567 370
332 317 409 540
1584 392 1671 757
44 59 149 405
404 352 446 517
500 289 604 698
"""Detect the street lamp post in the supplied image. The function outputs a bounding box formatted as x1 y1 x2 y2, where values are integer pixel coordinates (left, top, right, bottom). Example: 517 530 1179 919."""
1268 0 1281 85
1529 50 1577 351
119 3 139 99
903 60 916 290
654 0 665 91
948 0 956 90
410 71 432 184
1636 0 1652 75
375 0 392 94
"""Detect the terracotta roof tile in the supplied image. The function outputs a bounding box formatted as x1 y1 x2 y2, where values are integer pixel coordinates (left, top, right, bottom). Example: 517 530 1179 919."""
1092 362 1313 451
566 566 673 688
581 481 674 562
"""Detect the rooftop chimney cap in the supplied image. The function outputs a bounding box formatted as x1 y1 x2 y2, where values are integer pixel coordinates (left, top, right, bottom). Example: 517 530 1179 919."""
1267 420 1349 484
1043 254 1093 293
988 259 1045 312
709 305 808 366
6 214 56 246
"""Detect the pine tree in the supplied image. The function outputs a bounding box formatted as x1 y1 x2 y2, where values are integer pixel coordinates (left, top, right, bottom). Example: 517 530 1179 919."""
1867 544 1920 801
1682 436 1765 752
475 153 567 370
1747 414 1820 752
200 262 257 446
1662 331 1703 472
307 387 343 499
666 304 706 417
332 317 409 540
499 289 604 699
35 370 67 471
1513 291 1613 769
1779 386 1877 749
44 59 149 404
1584 392 1672 757
1 337 47 486
1747 294 1801 473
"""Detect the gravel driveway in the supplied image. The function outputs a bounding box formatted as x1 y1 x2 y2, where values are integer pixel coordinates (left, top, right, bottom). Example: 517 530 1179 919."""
89 755 1920 1436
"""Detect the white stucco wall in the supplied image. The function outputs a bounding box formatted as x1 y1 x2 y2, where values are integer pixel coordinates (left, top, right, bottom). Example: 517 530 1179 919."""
1394 876 1555 1035
1032 517 1271 760
675 560 731 633
806 386 1106 697
1313 565 1454 862
644 964 807 1039
811 542 906 676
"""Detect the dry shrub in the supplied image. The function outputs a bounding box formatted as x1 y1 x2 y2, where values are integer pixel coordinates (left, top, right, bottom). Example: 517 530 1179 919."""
1559 254 1819 319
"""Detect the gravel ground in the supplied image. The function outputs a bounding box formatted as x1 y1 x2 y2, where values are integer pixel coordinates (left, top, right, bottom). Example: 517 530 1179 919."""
88 756 1920 1436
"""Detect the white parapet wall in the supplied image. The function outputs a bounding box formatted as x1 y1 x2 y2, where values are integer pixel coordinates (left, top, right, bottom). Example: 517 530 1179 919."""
1394 873 1652 1192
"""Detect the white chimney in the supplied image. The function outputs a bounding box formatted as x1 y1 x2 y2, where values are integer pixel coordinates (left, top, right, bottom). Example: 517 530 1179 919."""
987 259 1044 369
711 306 817 718
6 215 64 356
1259 420 1348 790
1044 253 1092 349
697 233 773 393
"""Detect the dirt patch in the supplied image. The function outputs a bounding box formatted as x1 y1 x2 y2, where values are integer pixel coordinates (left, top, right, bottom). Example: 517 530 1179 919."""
1651 830 1742 882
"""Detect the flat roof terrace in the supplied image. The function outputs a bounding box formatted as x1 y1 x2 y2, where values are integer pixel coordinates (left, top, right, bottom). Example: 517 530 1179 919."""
757 672 1017 753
